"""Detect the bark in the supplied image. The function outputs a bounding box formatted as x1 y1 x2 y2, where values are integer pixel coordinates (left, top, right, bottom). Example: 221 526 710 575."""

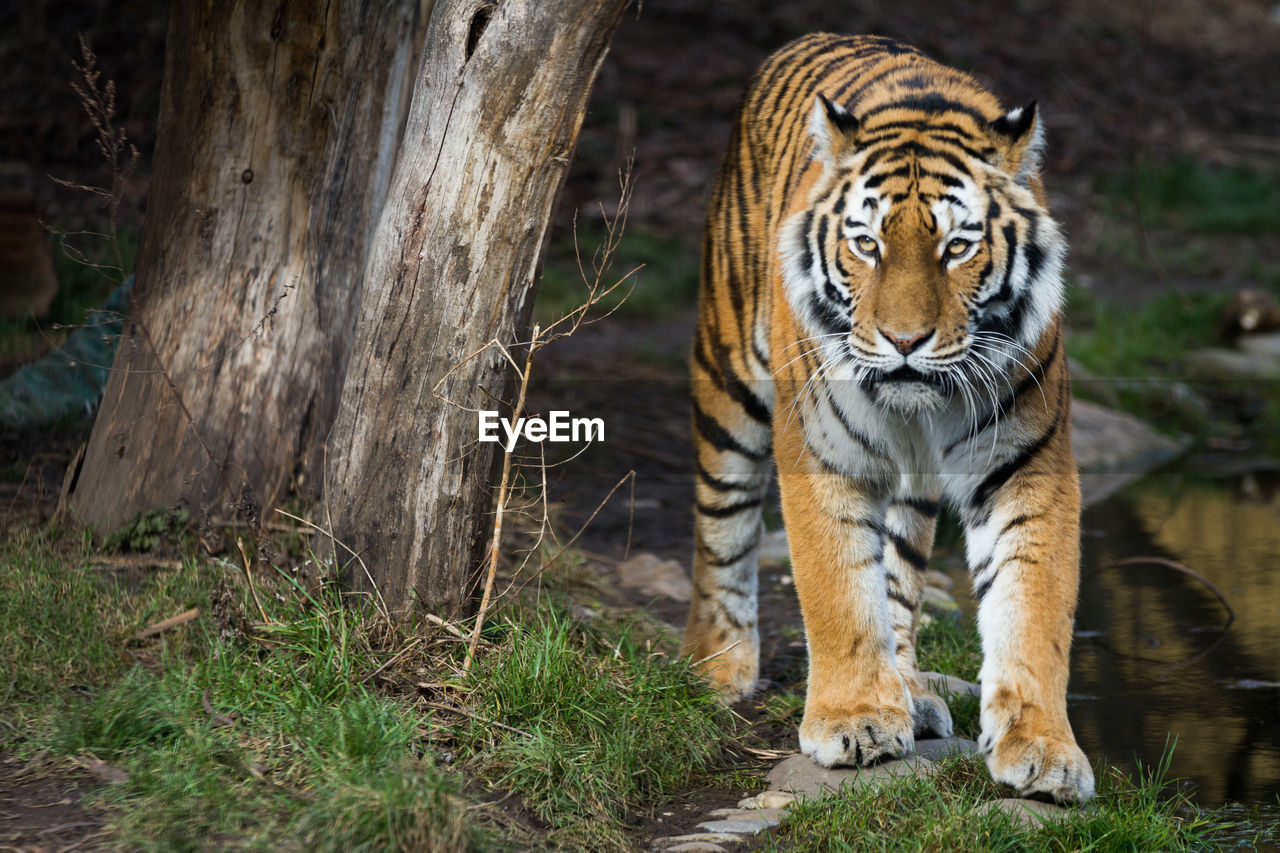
67 0 421 531
324 0 629 617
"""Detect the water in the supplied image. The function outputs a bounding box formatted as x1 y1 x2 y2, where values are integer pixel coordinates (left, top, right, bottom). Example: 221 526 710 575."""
1069 468 1280 807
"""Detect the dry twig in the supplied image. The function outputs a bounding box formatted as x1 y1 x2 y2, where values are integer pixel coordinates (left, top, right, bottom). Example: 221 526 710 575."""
134 607 200 641
429 161 641 675
236 537 270 624
420 700 531 737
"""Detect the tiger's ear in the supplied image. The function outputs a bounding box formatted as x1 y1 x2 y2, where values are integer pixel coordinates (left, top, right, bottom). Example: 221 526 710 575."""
810 94 859 164
989 101 1044 183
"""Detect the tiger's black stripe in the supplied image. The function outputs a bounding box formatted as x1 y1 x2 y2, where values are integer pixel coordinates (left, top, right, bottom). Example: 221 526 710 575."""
696 497 764 518
969 380 1067 511
693 401 769 461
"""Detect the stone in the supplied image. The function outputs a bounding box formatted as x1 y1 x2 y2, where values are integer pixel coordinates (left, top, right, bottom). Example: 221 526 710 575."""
913 737 980 761
919 671 981 699
694 815 777 834
758 529 790 568
923 569 954 591
664 844 731 853
652 833 742 850
1184 347 1280 381
766 753 938 799
705 806 786 821
701 806 786 823
617 553 692 602
1070 399 1188 508
738 790 796 810
1237 331 1280 358
922 585 959 612
980 797 1071 827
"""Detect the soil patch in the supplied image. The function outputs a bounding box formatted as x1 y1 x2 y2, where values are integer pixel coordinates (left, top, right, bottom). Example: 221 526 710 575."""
0 756 107 853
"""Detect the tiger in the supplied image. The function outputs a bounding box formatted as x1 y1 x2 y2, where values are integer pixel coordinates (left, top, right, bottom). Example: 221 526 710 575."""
682 33 1094 804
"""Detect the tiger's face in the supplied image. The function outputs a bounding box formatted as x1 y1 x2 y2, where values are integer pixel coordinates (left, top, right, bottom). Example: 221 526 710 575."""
781 96 1065 414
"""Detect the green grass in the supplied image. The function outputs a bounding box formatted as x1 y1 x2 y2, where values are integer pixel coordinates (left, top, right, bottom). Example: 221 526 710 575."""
1097 159 1280 237
534 225 699 324
763 749 1233 852
1066 283 1280 456
1 531 473 851
457 607 735 848
916 614 981 685
1065 286 1237 436
1066 287 1227 382
1 529 745 850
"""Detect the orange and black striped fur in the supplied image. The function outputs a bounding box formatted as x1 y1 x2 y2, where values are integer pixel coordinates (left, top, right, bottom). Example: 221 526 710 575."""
684 34 1093 804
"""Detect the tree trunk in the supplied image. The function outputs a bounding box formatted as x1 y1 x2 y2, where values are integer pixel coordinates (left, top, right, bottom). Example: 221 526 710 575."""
324 0 628 618
66 0 421 531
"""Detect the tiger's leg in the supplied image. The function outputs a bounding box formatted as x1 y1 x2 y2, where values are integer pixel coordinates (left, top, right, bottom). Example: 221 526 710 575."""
682 354 774 700
962 414 1095 803
776 420 915 766
883 496 953 738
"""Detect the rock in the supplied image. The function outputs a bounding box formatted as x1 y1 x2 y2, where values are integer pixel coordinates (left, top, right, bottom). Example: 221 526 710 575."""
738 790 796 810
766 753 938 799
706 807 786 821
695 808 784 834
758 529 790 568
919 671 981 699
652 834 742 850
923 569 953 591
980 797 1072 827
921 586 959 612
664 843 732 853
617 553 693 602
913 737 980 760
1237 331 1280 358
1070 399 1188 508
1184 347 1280 381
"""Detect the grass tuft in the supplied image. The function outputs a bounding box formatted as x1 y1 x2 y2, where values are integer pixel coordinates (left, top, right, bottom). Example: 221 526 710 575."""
51 667 181 758
459 607 734 846
1 532 476 850
766 749 1224 852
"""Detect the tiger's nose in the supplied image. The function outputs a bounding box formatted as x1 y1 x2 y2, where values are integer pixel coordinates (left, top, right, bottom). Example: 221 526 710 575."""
880 328 934 356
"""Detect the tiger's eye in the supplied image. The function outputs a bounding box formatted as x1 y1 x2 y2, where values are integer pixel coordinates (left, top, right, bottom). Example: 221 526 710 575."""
946 238 972 257
854 235 879 255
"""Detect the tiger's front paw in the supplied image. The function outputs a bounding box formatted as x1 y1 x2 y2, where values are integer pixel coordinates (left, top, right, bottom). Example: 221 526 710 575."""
799 702 915 767
982 729 1095 804
682 625 759 701
909 689 954 739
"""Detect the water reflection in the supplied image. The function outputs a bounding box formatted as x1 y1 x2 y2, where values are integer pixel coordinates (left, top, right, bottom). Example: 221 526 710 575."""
1071 470 1280 805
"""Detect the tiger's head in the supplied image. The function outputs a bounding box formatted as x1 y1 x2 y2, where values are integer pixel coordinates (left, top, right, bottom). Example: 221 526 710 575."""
780 92 1065 414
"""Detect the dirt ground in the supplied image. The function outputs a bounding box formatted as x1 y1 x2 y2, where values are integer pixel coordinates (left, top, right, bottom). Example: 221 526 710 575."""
2 0 1279 848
